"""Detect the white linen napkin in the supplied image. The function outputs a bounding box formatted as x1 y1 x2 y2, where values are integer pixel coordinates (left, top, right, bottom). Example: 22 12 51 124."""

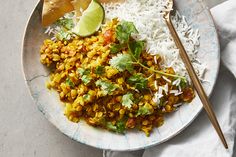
104 0 236 156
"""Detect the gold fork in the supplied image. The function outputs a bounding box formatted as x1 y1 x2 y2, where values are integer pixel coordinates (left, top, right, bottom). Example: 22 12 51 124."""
164 0 228 149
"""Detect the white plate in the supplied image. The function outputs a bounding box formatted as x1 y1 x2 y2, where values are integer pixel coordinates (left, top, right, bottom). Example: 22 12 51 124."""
22 0 220 151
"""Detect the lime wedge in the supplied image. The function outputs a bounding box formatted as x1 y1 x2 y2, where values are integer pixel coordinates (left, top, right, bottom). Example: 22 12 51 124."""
73 0 105 37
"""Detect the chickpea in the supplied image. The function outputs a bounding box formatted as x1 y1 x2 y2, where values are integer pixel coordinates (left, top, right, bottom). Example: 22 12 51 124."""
76 105 83 112
108 112 115 118
142 120 149 126
117 78 124 85
165 105 173 112
128 113 134 117
115 96 122 102
144 95 151 101
71 89 77 99
147 61 153 67
60 92 65 99
119 109 125 115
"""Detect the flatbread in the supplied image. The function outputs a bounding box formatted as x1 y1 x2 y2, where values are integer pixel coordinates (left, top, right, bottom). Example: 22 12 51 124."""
42 0 74 27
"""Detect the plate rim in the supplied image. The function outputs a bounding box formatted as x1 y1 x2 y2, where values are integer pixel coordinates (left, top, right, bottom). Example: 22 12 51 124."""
21 0 221 151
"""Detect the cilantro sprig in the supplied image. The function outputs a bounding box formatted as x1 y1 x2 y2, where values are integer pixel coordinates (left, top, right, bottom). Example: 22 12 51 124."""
110 21 186 81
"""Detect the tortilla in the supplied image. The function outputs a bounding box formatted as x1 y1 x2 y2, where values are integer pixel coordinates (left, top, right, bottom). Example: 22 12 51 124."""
42 0 74 27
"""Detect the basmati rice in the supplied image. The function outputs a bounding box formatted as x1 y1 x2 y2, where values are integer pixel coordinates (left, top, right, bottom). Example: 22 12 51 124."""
103 0 205 81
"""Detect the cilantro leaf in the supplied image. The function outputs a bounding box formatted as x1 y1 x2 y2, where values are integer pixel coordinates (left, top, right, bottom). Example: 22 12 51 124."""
66 78 74 87
83 94 91 102
95 66 105 75
180 79 187 89
134 95 144 104
110 44 124 54
127 73 148 90
106 121 126 134
56 30 71 41
106 122 117 131
116 21 138 44
128 40 145 60
109 54 134 73
78 68 90 76
116 121 126 134
95 80 118 95
159 98 165 107
136 103 153 116
121 21 138 34
78 68 92 85
56 18 74 30
122 93 134 108
81 75 92 85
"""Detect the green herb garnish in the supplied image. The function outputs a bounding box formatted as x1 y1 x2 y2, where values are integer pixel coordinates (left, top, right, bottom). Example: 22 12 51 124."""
106 121 126 134
128 73 148 90
136 103 153 116
56 30 71 41
78 68 92 85
83 94 91 102
106 122 117 131
95 80 118 95
128 40 145 60
65 78 74 87
95 66 105 75
81 75 92 85
78 68 90 76
110 44 124 54
122 93 134 108
116 121 126 133
110 20 186 80
109 54 134 73
116 21 138 44
180 79 188 89
57 18 74 30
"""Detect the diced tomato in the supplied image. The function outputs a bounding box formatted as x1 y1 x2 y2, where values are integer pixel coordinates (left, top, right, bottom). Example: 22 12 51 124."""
103 29 114 44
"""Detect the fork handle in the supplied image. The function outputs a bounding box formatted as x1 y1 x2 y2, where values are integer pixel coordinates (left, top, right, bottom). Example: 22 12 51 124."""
165 16 228 149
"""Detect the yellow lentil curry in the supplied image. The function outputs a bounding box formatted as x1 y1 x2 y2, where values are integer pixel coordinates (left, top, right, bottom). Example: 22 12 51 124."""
40 19 195 136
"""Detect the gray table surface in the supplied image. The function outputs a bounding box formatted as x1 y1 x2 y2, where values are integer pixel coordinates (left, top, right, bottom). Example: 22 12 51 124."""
0 0 227 156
